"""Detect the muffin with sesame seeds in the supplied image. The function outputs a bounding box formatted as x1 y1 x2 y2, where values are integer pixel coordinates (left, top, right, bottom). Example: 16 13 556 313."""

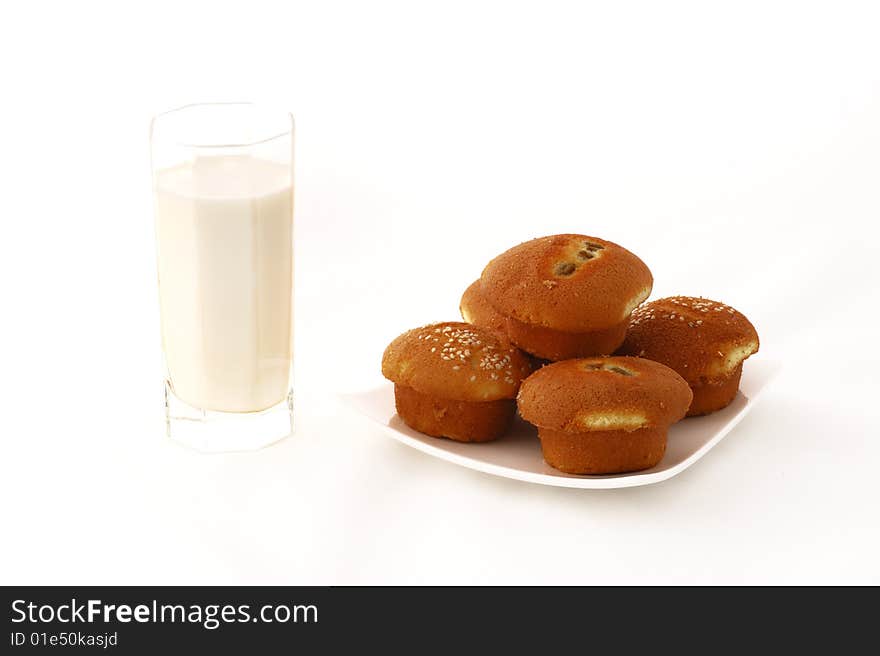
464 234 653 361
517 356 692 474
382 322 534 442
617 297 760 416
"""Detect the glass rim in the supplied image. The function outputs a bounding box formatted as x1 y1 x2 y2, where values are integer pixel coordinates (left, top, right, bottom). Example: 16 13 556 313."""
150 102 293 149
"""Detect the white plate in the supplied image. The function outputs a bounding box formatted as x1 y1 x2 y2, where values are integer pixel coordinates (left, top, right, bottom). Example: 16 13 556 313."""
341 359 780 489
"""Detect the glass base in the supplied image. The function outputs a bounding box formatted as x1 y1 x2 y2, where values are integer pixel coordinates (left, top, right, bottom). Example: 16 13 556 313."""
165 381 293 453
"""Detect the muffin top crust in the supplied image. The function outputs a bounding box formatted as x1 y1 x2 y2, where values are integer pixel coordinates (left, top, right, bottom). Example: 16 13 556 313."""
617 296 759 384
382 322 533 401
479 234 653 332
517 356 692 432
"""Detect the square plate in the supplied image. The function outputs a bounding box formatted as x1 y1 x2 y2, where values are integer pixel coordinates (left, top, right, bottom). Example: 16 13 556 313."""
341 359 779 488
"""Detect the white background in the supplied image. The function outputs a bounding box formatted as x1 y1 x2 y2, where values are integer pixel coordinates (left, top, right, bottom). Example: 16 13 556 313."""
1 0 878 584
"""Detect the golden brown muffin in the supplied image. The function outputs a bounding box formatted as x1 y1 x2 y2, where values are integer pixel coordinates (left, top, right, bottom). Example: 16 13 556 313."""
470 234 652 360
382 322 533 442
617 296 759 416
517 356 692 474
459 279 508 337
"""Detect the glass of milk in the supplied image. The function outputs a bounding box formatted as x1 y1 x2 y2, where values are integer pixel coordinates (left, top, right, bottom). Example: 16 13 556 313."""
150 103 294 452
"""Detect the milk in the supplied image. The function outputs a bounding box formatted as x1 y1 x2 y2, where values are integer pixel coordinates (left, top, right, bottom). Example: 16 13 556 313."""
154 155 293 413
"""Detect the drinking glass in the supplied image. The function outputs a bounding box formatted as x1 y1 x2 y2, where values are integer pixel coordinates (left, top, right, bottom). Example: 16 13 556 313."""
150 103 294 452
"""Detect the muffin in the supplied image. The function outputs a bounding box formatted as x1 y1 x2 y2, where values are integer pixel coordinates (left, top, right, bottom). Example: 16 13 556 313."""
617 296 759 416
464 234 653 360
460 279 508 338
517 356 692 474
382 322 533 442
